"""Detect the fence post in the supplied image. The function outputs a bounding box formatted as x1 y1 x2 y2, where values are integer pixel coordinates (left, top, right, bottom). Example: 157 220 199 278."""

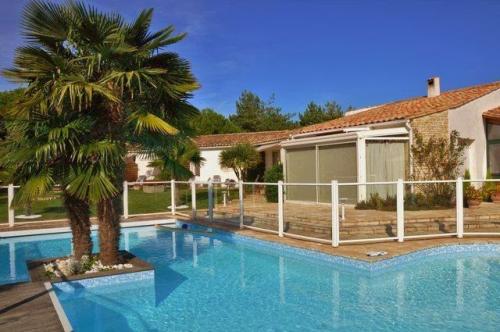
239 180 244 229
208 179 213 222
396 178 405 242
7 184 14 227
123 181 129 219
170 179 176 215
456 177 464 238
278 181 284 237
331 180 340 247
191 180 196 220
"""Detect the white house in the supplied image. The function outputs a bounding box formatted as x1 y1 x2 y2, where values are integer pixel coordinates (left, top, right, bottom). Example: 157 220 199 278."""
192 130 290 182
130 78 500 199
280 77 500 203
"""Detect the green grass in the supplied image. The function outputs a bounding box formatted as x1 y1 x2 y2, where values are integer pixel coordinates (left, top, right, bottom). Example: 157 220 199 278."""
0 186 239 223
128 186 238 215
0 191 68 223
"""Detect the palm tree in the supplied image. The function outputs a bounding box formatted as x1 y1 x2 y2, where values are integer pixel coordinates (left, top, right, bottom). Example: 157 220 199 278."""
3 1 198 264
219 143 260 181
1 108 95 258
148 139 204 181
148 139 204 206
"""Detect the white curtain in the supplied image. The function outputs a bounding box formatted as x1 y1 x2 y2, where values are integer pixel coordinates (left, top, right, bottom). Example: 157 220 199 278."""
366 141 408 198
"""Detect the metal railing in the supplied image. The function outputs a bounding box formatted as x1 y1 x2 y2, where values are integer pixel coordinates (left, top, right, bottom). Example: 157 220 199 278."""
3 179 500 248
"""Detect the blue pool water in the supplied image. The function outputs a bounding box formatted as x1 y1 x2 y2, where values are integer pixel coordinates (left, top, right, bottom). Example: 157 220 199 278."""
1 225 500 331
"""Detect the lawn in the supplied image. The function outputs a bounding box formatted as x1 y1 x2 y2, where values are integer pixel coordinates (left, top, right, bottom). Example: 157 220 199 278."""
0 185 238 223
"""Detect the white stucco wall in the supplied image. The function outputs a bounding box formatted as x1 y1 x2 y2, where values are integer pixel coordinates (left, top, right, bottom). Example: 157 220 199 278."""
136 155 156 178
196 148 237 182
448 88 500 179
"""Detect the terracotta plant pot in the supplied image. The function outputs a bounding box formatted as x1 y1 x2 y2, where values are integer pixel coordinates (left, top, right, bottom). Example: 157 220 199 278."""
491 192 500 203
467 199 481 209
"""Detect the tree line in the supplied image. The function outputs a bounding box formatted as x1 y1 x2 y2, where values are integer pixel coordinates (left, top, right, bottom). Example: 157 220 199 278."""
190 90 353 135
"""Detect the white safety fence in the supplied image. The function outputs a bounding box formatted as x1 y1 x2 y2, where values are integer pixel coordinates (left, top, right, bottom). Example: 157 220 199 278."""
2 179 500 248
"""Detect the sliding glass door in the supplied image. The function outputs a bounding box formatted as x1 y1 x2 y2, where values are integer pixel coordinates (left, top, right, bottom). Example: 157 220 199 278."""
285 147 317 201
318 143 357 203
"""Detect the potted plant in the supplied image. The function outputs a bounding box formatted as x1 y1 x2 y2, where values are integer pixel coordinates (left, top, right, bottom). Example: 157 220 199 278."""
465 186 482 209
492 183 500 203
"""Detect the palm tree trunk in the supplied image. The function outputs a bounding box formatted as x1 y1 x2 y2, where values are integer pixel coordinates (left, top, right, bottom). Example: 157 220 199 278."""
96 90 125 266
63 191 92 259
97 197 122 265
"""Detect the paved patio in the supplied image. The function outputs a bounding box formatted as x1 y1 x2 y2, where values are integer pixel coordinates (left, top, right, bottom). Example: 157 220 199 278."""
209 194 500 240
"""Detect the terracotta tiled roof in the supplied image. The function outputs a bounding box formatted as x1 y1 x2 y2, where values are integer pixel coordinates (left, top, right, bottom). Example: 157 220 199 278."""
483 106 500 122
298 81 500 134
194 130 291 148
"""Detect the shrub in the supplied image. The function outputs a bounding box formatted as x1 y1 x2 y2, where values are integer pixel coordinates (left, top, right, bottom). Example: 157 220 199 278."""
263 164 283 202
411 130 467 205
482 169 496 202
355 191 454 211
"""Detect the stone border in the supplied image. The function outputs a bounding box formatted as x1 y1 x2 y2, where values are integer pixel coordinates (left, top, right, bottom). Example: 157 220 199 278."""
28 250 153 283
44 282 73 332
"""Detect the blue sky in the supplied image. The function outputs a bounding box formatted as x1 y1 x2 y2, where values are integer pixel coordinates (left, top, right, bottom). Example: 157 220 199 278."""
1 0 499 116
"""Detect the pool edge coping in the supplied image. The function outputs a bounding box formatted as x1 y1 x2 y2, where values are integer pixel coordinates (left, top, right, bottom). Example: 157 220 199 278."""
44 281 73 332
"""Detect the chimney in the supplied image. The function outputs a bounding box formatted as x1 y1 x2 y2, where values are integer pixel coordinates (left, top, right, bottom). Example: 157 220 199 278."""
427 77 440 97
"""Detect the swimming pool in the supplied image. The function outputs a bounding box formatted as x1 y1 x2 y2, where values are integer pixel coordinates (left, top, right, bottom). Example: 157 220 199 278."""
1 225 499 331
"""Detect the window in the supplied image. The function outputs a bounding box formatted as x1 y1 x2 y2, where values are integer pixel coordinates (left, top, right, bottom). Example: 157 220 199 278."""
284 137 410 203
285 143 358 203
487 123 500 140
487 123 500 177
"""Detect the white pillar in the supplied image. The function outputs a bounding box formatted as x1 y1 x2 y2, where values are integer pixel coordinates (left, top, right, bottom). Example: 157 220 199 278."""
396 179 405 242
239 181 244 229
208 179 213 222
356 137 366 201
331 181 340 247
280 148 287 200
8 184 15 227
170 179 176 215
191 180 196 220
278 181 284 237
122 181 129 219
456 177 464 238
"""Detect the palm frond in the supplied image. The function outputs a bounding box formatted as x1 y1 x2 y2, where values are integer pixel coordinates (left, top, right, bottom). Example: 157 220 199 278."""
66 166 119 202
13 170 54 207
128 111 178 135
